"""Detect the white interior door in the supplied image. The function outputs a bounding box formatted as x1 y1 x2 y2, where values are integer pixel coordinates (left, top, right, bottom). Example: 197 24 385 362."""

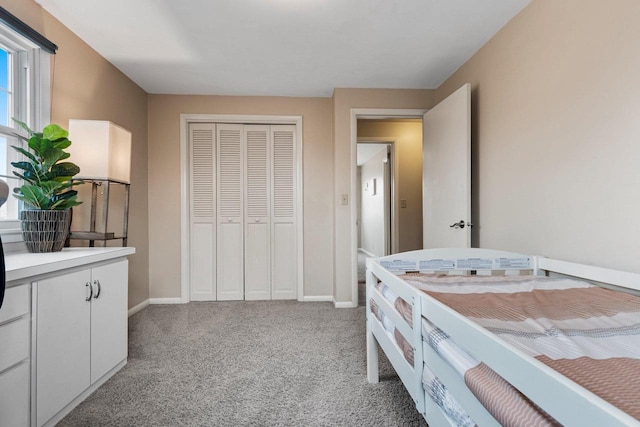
189 123 216 301
271 125 297 300
244 125 271 300
217 123 244 300
422 83 471 248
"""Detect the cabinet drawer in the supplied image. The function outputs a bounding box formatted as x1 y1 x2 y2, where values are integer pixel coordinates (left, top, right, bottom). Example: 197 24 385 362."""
0 361 30 427
0 284 30 324
0 317 30 372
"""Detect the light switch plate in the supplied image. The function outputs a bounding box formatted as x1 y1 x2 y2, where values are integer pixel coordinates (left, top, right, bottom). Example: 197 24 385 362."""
400 199 407 208
341 194 349 205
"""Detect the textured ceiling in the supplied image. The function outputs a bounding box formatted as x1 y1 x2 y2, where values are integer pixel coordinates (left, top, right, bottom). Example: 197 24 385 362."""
37 0 530 97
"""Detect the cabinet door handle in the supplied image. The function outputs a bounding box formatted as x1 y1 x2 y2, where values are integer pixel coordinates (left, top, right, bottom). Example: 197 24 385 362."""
85 282 93 302
93 280 101 299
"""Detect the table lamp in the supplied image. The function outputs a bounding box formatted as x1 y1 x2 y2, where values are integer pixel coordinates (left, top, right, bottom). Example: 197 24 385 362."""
67 120 131 183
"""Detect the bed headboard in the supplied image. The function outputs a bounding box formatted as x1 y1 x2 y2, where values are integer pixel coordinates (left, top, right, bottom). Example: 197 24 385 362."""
374 248 533 273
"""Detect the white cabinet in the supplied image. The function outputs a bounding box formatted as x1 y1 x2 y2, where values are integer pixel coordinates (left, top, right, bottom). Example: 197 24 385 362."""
0 283 31 427
35 259 128 427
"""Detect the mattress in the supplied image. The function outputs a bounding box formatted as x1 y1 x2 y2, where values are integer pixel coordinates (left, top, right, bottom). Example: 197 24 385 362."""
401 273 640 424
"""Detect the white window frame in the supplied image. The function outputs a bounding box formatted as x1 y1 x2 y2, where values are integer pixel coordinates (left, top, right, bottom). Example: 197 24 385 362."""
0 23 51 237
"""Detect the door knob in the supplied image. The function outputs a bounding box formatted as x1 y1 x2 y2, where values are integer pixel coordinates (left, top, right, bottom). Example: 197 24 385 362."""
449 220 465 229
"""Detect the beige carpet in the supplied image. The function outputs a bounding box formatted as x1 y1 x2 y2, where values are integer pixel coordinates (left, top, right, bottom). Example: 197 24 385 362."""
59 301 427 427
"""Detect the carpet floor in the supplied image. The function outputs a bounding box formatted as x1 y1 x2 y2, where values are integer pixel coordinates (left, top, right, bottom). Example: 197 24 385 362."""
59 301 428 427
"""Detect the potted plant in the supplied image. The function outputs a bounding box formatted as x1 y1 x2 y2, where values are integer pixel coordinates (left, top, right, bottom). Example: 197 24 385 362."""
11 120 82 252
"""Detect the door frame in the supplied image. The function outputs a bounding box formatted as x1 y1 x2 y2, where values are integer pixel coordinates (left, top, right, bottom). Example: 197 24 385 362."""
356 138 397 255
350 109 427 307
179 114 304 303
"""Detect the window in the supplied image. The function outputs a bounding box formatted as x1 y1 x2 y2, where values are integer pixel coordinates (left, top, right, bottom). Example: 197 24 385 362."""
0 21 52 224
0 44 20 221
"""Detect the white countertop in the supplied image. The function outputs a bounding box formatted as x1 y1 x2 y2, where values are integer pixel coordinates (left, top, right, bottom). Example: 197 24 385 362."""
5 247 136 284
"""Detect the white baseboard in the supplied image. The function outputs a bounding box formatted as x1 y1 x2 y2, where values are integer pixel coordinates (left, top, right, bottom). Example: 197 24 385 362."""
358 248 376 258
149 297 184 305
128 299 150 317
334 299 357 308
302 295 333 302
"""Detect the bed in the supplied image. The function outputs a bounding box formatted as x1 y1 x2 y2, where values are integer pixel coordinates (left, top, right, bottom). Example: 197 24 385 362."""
365 248 640 426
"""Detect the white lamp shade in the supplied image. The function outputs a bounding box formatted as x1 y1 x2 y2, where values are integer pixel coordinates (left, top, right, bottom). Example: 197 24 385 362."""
67 120 132 183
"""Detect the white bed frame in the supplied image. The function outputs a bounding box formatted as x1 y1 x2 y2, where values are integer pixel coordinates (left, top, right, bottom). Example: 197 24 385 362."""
365 248 640 427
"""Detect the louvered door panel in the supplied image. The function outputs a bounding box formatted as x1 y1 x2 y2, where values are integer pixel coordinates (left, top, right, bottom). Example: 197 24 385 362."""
216 123 244 300
245 127 269 220
244 126 271 300
273 129 295 219
189 123 216 300
271 125 297 299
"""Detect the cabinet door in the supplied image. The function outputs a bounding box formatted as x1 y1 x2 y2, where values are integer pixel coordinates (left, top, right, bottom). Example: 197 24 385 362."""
36 269 92 427
90 260 128 383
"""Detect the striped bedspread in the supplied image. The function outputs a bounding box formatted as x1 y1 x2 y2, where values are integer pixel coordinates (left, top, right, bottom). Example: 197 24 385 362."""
370 283 476 426
402 273 640 424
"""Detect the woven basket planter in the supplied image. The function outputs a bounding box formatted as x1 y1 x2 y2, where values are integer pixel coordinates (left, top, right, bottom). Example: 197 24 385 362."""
20 209 72 253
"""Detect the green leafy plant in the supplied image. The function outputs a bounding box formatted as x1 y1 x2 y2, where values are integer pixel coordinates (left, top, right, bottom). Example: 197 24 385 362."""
10 119 82 210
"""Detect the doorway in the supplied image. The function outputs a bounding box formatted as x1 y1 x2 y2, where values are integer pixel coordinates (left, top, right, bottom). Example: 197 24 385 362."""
356 141 393 304
357 142 393 257
350 85 472 307
353 116 424 306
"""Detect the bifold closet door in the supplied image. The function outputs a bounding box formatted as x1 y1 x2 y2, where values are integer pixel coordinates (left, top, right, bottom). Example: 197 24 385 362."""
189 122 298 301
244 126 271 300
217 124 244 300
189 123 216 301
271 125 297 299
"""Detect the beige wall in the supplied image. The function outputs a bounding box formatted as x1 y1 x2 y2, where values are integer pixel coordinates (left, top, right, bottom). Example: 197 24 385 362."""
2 0 150 308
436 0 640 273
16 0 638 308
333 89 435 304
358 120 423 253
147 95 334 299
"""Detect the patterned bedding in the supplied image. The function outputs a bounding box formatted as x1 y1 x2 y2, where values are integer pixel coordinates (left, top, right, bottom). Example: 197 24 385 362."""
370 283 476 426
401 273 640 424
